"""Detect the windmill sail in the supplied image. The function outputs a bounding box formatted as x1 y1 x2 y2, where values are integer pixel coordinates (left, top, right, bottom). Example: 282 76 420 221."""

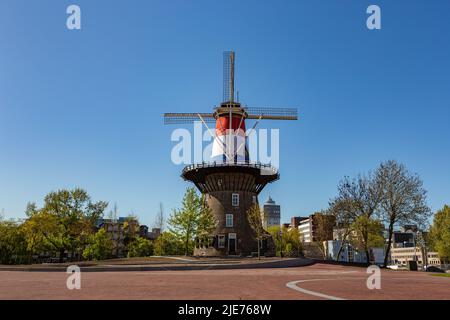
223 51 235 103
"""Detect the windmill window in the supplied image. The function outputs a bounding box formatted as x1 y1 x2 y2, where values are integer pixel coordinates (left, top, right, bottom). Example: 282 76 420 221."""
232 193 239 207
226 214 233 227
218 235 225 248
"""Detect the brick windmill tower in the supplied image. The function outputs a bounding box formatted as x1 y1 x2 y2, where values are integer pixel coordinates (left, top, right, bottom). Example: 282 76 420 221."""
164 52 298 256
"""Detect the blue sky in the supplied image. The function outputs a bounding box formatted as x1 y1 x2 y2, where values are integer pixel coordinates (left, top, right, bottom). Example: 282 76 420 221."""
1 0 449 226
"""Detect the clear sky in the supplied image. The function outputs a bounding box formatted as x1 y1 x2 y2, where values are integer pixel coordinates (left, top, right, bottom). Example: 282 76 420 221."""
1 0 449 227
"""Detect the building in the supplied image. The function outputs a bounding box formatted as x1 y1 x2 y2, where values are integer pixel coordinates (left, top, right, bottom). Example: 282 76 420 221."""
391 231 415 248
139 225 161 240
96 217 139 257
170 52 298 257
297 214 335 243
387 224 441 268
147 228 161 240
261 196 280 229
282 223 291 229
326 240 385 265
298 216 313 243
139 225 149 238
290 217 302 229
390 247 441 268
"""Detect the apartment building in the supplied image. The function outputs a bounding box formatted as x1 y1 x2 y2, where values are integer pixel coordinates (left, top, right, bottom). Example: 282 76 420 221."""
296 214 335 243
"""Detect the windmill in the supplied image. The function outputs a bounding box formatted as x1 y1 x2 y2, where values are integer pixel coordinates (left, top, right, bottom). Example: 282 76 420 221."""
164 51 298 164
164 51 299 256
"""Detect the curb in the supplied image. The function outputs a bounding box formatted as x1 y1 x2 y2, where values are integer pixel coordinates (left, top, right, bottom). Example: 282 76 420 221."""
0 258 315 273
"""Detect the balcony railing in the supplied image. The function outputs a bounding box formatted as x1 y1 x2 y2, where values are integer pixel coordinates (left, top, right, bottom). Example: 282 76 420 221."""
182 161 279 175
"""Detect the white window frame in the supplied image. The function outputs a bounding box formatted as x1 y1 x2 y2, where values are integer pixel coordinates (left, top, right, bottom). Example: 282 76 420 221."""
218 235 225 248
225 214 233 227
232 193 239 207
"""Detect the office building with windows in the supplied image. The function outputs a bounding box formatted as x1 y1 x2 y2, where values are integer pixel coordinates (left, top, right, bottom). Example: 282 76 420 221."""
261 196 280 229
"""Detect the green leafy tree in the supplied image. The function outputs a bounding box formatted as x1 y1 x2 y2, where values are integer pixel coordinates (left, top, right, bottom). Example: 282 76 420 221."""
168 188 212 255
0 219 28 265
21 204 49 263
429 205 450 263
350 215 385 262
121 215 140 256
268 226 283 257
268 226 302 257
127 236 153 258
154 231 183 256
82 228 114 261
247 204 267 260
285 227 303 257
196 195 218 247
31 188 108 262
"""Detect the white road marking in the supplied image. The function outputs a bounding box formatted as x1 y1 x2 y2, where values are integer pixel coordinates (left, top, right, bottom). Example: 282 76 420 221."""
286 279 346 300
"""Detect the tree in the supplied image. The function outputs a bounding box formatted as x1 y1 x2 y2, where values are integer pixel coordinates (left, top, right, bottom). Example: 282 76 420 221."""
429 205 450 263
328 198 356 261
350 215 385 262
196 195 218 248
0 219 28 265
24 209 61 259
286 227 303 257
122 214 140 256
21 204 49 263
312 212 336 259
168 188 202 256
82 228 114 261
268 226 302 257
154 231 183 256
153 202 165 254
376 160 431 267
32 188 108 262
268 226 282 256
106 203 121 255
247 204 267 260
154 202 165 232
127 236 153 258
108 203 119 222
331 173 383 262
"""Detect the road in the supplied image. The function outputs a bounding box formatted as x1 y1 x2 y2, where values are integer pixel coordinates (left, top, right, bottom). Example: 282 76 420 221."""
0 263 448 300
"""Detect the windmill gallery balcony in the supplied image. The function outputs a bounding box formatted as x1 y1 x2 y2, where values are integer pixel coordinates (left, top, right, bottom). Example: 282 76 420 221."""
182 162 279 195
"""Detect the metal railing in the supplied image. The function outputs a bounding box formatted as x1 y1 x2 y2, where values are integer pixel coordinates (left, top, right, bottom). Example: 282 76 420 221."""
182 161 279 175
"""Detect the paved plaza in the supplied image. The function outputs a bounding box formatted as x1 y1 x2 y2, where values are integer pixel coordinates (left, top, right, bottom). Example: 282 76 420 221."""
0 262 448 300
